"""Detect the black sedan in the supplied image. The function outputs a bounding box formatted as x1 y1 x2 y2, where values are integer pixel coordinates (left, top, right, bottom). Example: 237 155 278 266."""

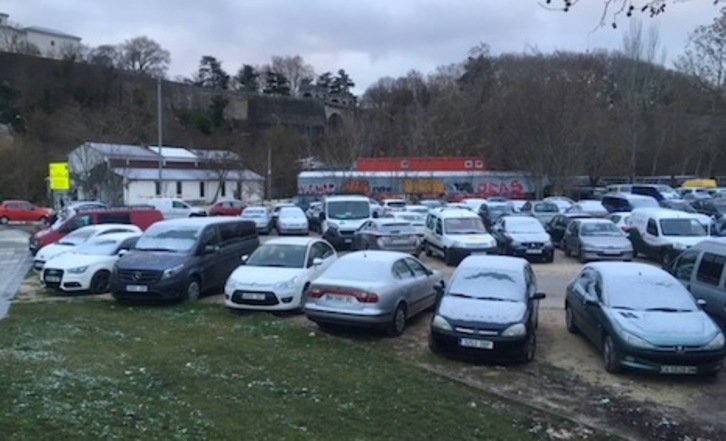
690 199 726 220
490 215 554 263
565 262 726 376
478 202 514 229
544 213 592 246
429 255 545 363
351 219 421 255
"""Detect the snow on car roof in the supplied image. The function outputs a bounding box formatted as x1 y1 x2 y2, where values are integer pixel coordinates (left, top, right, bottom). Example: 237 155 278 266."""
457 255 528 272
264 237 321 247
340 250 415 264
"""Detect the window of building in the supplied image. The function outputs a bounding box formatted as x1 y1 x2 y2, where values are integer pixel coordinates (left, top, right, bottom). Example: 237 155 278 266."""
176 181 182 196
220 181 226 197
155 182 161 196
199 182 205 198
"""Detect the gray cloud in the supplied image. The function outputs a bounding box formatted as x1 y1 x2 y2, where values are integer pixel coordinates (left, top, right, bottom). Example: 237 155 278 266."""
0 0 720 93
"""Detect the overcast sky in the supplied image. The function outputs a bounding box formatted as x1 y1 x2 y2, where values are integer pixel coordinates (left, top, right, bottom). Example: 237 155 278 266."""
0 0 720 93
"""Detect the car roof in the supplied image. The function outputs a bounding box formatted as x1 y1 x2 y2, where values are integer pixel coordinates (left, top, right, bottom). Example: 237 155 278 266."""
325 195 370 201
264 237 321 247
603 193 656 201
151 217 250 228
430 208 478 218
86 231 141 242
339 250 414 264
631 207 701 220
577 218 615 224
75 223 141 233
586 262 665 279
458 255 527 272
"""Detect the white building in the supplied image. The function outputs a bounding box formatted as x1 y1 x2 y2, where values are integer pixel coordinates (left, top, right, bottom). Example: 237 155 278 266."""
0 12 81 59
68 142 264 205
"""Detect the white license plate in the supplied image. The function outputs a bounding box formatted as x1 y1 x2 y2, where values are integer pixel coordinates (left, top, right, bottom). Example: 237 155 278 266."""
126 285 148 293
325 294 354 303
603 250 621 255
45 276 61 283
660 365 697 374
391 240 410 245
459 338 494 349
242 292 266 301
344 238 352 243
525 249 543 254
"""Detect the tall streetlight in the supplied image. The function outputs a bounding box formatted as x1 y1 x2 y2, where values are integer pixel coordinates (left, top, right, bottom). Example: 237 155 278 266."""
156 75 164 196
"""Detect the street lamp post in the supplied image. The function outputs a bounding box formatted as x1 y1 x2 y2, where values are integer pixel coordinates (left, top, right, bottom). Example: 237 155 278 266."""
157 75 164 196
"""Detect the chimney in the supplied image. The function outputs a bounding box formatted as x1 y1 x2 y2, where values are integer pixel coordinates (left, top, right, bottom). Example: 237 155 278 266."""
0 13 9 26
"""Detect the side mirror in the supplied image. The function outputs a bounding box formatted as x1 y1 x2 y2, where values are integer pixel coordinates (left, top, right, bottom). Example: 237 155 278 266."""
372 211 379 219
241 254 249 263
584 296 599 306
434 282 445 294
118 249 129 257
532 292 546 300
697 298 707 308
203 245 219 255
312 257 323 266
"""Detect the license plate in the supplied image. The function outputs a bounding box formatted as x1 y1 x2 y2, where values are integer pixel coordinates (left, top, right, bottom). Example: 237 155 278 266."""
45 276 61 283
34 262 44 270
525 249 543 254
391 240 410 245
660 365 697 374
325 294 354 303
603 250 621 255
344 238 352 243
459 338 494 349
126 285 148 293
242 292 266 301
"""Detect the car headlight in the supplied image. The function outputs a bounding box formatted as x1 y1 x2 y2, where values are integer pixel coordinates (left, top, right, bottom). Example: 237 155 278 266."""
67 265 89 274
621 331 656 349
162 263 185 279
705 332 725 350
501 323 526 337
673 242 687 250
274 277 298 290
451 241 464 248
431 315 453 331
544 240 553 247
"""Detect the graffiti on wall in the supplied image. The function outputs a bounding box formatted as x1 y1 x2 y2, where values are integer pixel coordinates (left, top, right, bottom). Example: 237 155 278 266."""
477 180 526 197
298 182 337 195
342 180 370 194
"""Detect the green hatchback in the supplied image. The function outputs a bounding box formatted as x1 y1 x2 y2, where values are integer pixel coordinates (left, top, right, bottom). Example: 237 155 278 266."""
565 262 726 376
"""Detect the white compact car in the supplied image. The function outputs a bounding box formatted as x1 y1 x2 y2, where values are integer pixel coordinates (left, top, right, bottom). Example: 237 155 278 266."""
33 223 143 271
224 237 338 311
275 206 309 235
41 232 141 294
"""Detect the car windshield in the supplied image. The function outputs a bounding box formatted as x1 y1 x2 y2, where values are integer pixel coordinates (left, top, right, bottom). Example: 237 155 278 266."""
394 214 425 225
135 226 198 252
533 202 559 213
488 205 513 217
328 201 370 220
57 228 96 245
448 268 524 302
74 238 121 256
279 207 306 219
322 260 388 282
605 274 698 311
444 217 487 234
579 201 604 211
242 209 266 218
380 222 416 233
246 244 306 268
386 201 406 208
580 222 622 236
713 204 726 214
631 198 659 208
506 218 544 234
659 219 707 237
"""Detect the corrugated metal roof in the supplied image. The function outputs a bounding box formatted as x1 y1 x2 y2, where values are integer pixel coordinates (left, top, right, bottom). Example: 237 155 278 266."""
113 168 264 181
148 146 198 159
87 143 160 159
24 26 81 40
190 149 242 161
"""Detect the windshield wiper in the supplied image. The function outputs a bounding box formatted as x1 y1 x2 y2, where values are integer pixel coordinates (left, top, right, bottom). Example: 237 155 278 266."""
255 263 289 267
644 307 692 313
611 305 635 310
135 247 177 252
448 293 474 299
57 242 76 246
449 293 516 302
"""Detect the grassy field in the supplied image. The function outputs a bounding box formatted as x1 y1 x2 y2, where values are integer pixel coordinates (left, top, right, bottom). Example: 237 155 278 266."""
0 300 609 440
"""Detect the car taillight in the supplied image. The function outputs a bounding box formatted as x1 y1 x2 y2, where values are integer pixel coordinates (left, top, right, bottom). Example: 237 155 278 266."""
309 287 379 303
308 288 324 298
353 291 379 303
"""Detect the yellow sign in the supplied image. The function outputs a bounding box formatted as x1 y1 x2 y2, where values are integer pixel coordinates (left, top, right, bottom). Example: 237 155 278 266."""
48 162 70 191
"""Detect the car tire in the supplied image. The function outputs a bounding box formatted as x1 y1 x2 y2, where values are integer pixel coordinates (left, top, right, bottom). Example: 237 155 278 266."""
89 270 111 295
424 242 433 257
565 303 579 334
0 216 8 225
186 278 201 301
444 248 455 266
661 249 673 266
578 248 587 264
387 303 407 337
563 243 570 257
544 252 554 263
522 333 536 364
603 335 622 374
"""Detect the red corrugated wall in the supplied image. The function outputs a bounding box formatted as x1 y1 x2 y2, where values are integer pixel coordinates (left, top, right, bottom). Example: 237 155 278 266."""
355 157 487 172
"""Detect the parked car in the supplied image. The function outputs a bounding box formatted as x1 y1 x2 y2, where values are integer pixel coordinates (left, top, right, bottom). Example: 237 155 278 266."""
545 213 592 246
478 202 514 229
490 215 554 262
275 206 309 235
519 201 560 225
460 198 488 212
320 195 373 250
369 199 385 218
271 203 297 226
41 232 140 294
29 206 163 255
306 202 324 233
224 237 338 311
601 193 659 213
388 211 426 237
690 199 726 221
208 199 246 216
419 199 446 210
33 224 143 271
544 196 575 213
565 262 726 375
403 205 430 215
429 255 545 362
423 207 497 266
631 184 681 201
509 200 527 213
566 200 608 217
111 217 259 302
605 212 632 233
628 208 709 264
660 199 712 232
240 206 272 234
305 251 443 336
381 198 407 214
146 197 207 219
0 200 52 225
352 218 421 255
561 218 633 262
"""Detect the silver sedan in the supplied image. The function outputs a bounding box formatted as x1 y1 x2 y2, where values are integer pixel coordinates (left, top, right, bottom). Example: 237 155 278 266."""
304 250 444 336
562 218 634 263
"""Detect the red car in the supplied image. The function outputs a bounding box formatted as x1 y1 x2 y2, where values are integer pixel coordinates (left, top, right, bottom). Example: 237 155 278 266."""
0 200 53 224
208 199 247 216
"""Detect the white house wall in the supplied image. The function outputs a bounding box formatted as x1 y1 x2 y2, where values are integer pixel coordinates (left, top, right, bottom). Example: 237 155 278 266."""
124 179 263 205
25 31 80 59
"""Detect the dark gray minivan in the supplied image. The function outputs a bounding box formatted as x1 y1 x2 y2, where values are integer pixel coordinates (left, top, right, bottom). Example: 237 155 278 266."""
666 238 726 326
111 217 259 302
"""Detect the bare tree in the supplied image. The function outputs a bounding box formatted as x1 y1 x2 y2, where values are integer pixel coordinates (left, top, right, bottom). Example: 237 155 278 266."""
87 44 120 68
265 55 315 96
117 36 171 77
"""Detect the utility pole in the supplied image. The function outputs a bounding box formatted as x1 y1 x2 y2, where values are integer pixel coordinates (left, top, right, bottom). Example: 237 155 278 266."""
267 143 272 201
157 75 164 196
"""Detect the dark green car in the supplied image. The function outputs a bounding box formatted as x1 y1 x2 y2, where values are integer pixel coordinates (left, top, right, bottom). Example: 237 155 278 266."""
565 262 726 376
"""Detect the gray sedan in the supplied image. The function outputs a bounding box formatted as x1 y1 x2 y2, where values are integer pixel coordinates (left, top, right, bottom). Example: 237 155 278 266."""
562 218 633 263
304 250 444 336
351 219 421 255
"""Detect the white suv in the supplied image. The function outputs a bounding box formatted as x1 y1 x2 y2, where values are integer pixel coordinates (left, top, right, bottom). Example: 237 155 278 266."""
628 207 709 264
423 208 497 266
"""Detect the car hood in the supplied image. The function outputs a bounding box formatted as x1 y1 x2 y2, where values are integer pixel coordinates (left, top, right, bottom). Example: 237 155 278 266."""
327 219 367 231
36 243 75 261
439 296 526 325
44 253 115 270
580 236 632 249
116 250 189 271
228 266 304 287
33 227 53 239
507 232 550 243
664 236 709 247
606 308 721 345
448 233 496 246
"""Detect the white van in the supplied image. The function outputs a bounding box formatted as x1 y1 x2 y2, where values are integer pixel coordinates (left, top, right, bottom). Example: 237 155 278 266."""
320 195 373 250
423 207 497 266
628 207 709 264
145 198 207 219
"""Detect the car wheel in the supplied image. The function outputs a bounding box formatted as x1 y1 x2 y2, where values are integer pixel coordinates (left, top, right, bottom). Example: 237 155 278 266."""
186 278 201 301
661 249 673 266
522 333 536 364
387 303 407 337
578 247 587 264
0 216 8 225
603 335 622 374
565 303 579 334
444 248 455 266
545 252 554 263
298 283 310 313
563 242 571 257
89 270 111 295
424 242 433 257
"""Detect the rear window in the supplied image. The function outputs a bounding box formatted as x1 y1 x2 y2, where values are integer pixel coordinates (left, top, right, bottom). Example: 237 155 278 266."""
322 260 388 282
98 212 131 224
219 221 257 246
